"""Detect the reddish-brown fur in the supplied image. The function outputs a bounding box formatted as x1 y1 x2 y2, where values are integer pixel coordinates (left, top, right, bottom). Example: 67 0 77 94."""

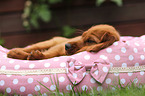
7 24 120 60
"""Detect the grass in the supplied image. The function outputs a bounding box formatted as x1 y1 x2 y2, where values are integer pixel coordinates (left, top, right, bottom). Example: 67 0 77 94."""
1 83 145 96
1 76 145 96
37 77 145 96
39 83 145 96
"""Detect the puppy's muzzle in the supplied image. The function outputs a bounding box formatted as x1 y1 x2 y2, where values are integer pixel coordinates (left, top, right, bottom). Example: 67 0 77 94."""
65 43 71 50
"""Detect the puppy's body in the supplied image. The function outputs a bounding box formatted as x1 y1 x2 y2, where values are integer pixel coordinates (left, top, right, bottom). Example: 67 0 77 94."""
7 25 120 60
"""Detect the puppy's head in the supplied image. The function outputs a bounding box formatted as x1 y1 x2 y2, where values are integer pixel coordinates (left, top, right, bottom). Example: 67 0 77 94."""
65 24 120 55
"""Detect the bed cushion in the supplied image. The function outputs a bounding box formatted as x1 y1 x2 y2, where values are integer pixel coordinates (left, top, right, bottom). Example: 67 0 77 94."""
0 35 145 95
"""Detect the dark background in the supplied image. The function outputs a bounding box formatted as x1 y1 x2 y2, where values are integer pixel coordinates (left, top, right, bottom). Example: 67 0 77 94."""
0 0 145 48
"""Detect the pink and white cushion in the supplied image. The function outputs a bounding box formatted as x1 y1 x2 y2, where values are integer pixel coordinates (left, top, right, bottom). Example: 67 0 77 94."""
0 35 145 95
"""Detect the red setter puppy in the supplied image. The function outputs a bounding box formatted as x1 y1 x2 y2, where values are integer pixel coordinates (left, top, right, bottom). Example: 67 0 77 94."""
7 24 120 60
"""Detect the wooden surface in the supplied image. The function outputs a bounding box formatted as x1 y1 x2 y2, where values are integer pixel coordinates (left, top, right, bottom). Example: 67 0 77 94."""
0 0 145 48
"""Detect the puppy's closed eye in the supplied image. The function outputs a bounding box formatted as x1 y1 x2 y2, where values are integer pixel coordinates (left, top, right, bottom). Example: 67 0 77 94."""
85 39 96 43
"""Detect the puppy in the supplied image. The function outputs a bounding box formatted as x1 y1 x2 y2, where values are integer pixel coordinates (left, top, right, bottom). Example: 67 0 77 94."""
7 24 120 60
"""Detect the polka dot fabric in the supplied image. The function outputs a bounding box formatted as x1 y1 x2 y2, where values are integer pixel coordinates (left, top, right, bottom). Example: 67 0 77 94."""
0 35 145 95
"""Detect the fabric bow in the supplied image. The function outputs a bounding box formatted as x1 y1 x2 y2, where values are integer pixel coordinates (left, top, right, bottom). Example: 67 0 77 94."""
66 58 110 84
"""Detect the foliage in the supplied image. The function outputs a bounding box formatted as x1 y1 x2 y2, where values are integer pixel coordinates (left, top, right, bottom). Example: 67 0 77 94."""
22 0 62 29
0 38 4 45
62 25 76 37
22 0 123 37
96 0 123 6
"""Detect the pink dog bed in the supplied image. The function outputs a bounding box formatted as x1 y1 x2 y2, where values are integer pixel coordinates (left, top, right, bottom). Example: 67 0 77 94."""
0 35 145 95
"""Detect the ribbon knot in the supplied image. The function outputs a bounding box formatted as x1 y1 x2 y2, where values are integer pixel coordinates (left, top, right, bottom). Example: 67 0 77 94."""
66 58 110 84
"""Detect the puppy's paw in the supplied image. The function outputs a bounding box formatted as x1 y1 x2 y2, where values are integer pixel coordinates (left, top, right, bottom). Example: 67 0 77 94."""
27 50 45 60
7 48 29 60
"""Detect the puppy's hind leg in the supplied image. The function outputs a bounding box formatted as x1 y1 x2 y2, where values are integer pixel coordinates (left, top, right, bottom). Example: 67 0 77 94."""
7 37 68 60
23 37 69 53
27 44 66 60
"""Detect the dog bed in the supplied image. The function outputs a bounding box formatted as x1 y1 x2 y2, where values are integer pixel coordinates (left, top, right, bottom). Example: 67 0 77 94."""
0 35 145 95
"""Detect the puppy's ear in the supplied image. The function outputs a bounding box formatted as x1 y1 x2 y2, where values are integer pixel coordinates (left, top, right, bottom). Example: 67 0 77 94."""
100 32 116 47
100 32 114 42
87 32 117 52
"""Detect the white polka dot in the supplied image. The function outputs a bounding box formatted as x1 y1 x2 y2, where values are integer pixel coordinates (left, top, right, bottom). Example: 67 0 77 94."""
43 77 49 83
82 85 88 91
122 63 127 67
84 55 90 60
144 48 145 52
6 87 11 93
106 78 111 84
90 78 96 83
0 80 5 86
53 58 59 61
113 42 118 46
69 62 74 67
121 47 126 53
83 72 86 77
28 94 33 96
76 52 82 55
59 77 65 82
135 63 139 67
27 78 33 83
128 72 133 76
112 87 116 91
140 71 144 76
115 55 120 61
50 85 56 91
6 75 12 77
97 86 103 91
1 48 6 52
133 48 138 53
20 86 26 92
135 43 140 46
23 61 29 63
120 79 126 84
73 73 77 78
9 60 15 63
35 85 40 91
66 85 72 90
44 63 50 67
106 48 112 53
126 41 130 46
60 62 66 67
3 54 7 58
42 93 48 96
94 70 99 75
129 55 134 61
103 67 108 72
133 78 138 83
14 65 20 70
1 66 6 70
13 79 18 84
100 55 108 60
29 64 35 68
140 55 145 60
114 73 119 76
110 63 113 67
75 66 82 69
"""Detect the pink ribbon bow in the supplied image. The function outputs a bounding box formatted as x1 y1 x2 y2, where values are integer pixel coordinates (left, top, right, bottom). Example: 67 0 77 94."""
66 58 110 84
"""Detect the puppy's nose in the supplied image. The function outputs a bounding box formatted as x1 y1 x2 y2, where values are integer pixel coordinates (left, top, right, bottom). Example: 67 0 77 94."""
65 43 71 50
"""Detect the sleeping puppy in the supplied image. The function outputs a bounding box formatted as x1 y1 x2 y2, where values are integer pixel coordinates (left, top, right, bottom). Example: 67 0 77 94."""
7 24 120 60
